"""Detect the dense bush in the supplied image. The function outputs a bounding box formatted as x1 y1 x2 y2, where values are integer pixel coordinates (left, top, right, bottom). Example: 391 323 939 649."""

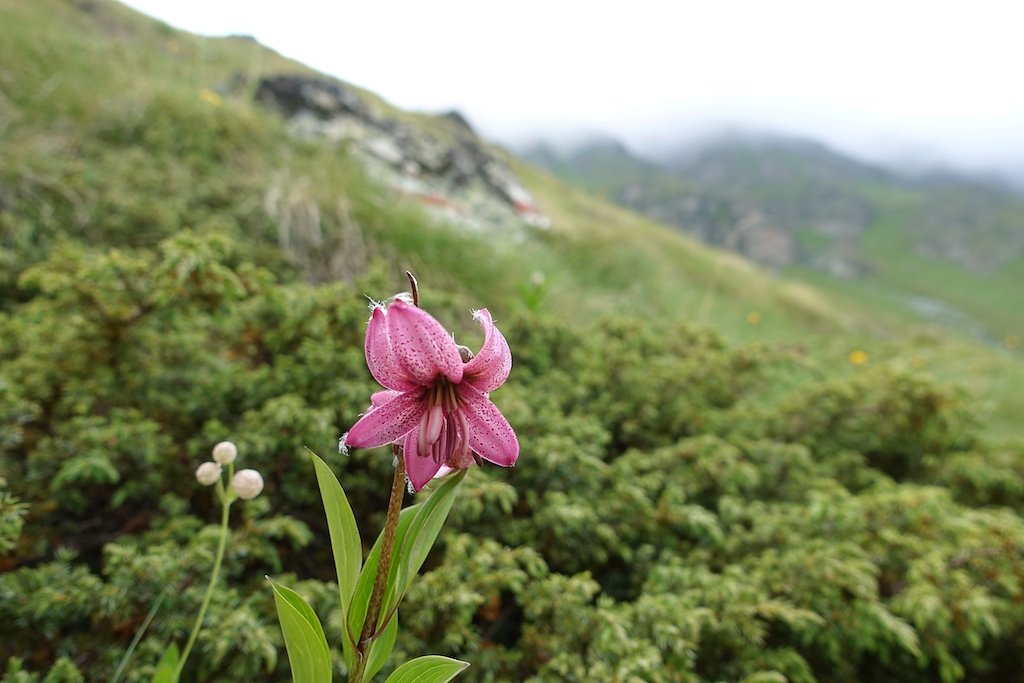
2 235 1023 682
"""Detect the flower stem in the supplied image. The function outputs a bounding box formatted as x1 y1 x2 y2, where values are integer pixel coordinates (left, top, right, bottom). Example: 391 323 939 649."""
349 272 416 683
349 450 406 683
177 465 234 679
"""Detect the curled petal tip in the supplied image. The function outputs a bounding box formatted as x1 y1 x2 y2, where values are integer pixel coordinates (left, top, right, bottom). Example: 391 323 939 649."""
463 308 512 393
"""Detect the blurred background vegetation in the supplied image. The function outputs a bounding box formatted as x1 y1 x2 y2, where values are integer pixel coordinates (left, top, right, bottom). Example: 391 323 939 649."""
1 1 1022 681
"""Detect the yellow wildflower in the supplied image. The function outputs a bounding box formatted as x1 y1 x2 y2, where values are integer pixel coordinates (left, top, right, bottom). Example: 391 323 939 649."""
199 88 222 107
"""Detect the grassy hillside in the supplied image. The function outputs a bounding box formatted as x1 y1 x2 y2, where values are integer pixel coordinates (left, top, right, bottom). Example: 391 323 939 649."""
3 2 1024 682
0 0 846 331
524 135 1024 341
522 137 1024 438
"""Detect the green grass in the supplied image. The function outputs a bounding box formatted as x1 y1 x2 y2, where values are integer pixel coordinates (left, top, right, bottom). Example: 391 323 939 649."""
515 161 1024 439
512 161 851 337
860 187 1024 343
1 0 1021 439
784 262 1024 441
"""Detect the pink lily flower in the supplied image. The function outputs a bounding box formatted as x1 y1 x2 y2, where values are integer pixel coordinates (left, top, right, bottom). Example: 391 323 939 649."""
341 299 519 492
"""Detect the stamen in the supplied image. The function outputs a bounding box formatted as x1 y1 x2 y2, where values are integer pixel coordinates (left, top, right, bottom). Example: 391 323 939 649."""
433 420 448 464
455 408 471 453
451 429 464 467
417 410 430 457
443 414 458 463
425 405 444 445
447 408 474 469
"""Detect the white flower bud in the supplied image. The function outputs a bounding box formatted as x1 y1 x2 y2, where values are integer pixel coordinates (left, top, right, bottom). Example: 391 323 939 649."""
212 441 238 465
232 469 264 500
195 461 222 486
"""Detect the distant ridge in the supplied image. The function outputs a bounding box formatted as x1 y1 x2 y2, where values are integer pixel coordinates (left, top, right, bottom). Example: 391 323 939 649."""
523 129 1024 277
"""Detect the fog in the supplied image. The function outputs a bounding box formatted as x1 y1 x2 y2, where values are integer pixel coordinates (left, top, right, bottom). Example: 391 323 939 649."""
124 0 1024 180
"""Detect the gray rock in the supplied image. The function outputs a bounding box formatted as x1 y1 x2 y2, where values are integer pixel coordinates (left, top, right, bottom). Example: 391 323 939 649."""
254 74 549 233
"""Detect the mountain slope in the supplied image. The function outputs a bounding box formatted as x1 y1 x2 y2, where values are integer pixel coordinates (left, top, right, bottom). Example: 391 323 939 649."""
524 134 1024 342
3 3 1024 683
0 0 860 338
1 0 1020 438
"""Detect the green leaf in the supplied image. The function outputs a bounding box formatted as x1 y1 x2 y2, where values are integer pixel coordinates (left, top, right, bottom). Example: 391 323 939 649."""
346 471 465 671
384 656 469 683
269 580 332 683
346 506 418 659
151 644 178 683
740 673 788 683
309 450 361 622
382 470 466 617
51 453 120 491
364 611 399 682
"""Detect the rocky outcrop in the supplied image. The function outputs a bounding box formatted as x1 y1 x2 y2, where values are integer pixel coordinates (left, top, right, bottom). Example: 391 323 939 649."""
255 75 549 232
617 186 799 269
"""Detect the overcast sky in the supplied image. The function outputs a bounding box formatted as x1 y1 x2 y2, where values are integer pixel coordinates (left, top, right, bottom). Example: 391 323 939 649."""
123 0 1024 175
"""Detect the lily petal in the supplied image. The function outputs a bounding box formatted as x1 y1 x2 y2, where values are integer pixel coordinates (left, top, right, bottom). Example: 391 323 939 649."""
403 430 443 492
370 389 402 409
345 389 427 449
365 306 416 391
456 382 519 467
463 308 512 393
386 300 464 385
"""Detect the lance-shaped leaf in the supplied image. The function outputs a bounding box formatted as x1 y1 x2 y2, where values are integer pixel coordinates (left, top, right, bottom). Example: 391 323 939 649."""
346 471 465 671
152 644 178 683
364 611 399 682
381 470 466 618
345 506 418 667
309 451 361 621
270 580 332 683
384 656 469 683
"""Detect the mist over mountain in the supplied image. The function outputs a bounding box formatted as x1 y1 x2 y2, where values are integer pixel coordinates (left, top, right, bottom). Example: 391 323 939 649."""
522 128 1024 277
520 126 1024 193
